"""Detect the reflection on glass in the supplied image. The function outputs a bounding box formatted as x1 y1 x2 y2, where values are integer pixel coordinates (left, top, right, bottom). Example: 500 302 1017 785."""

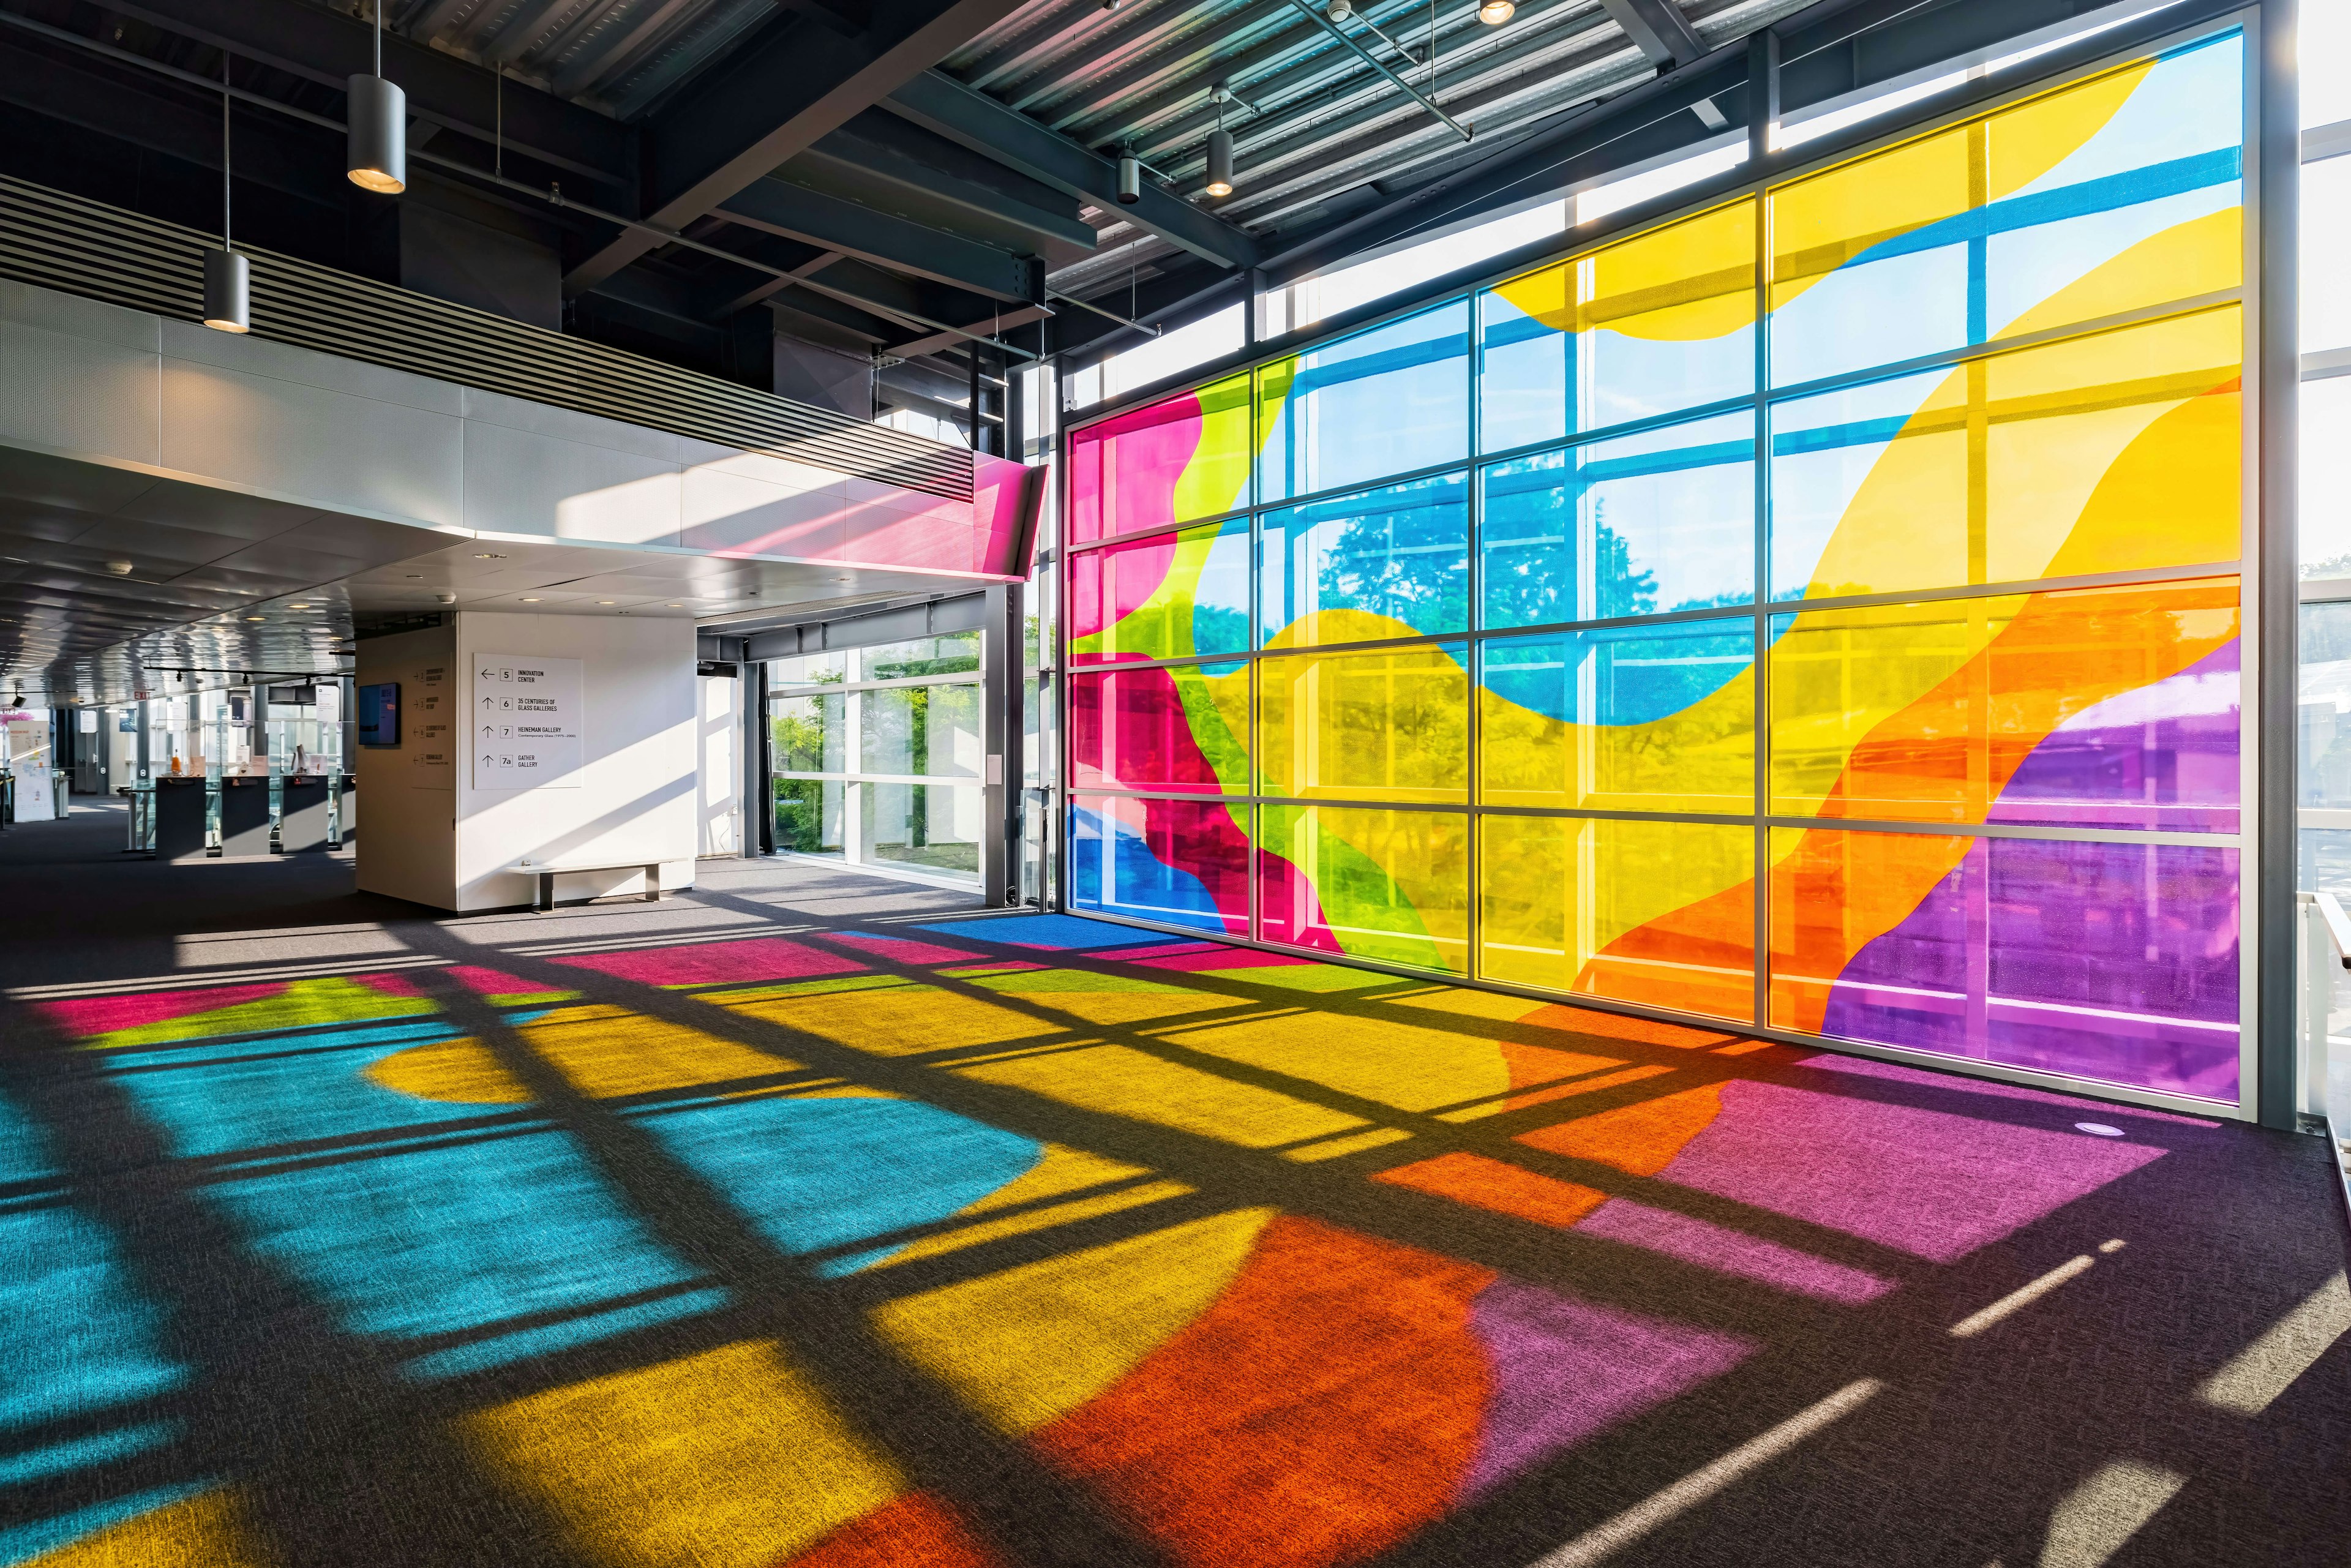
768 651 848 688
1478 198 1756 452
1071 792 1249 932
1772 827 2238 1100
2303 378 2351 579
1480 620 1754 813
1070 662 1248 795
1259 471 1468 647
1258 301 1469 503
1258 644 1468 803
1481 411 1753 629
1768 579 2240 830
1768 34 2243 388
860 634 979 680
774 778 844 857
1768 309 2243 602
861 782 981 880
860 685 981 778
1070 520 1250 663
770 692 846 773
1479 814 1754 1019
1260 805 1469 973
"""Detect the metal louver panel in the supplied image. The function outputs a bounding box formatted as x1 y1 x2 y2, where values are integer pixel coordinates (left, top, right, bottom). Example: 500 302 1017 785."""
0 175 973 503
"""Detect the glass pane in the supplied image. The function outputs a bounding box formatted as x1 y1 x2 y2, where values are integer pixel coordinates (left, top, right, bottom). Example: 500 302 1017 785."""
1069 661 1248 795
1769 578 2240 831
1480 619 1755 814
2301 601 2351 811
768 651 847 689
773 778 845 856
860 782 981 881
1258 643 1469 803
1771 827 2239 1101
769 691 846 773
1480 410 1754 629
1258 301 1469 503
1479 814 1754 1019
859 684 981 778
1478 198 1756 452
1065 373 1253 546
1070 793 1250 932
1259 471 1469 647
1768 34 2243 388
1259 805 1469 973
2304 154 2351 354
2306 377 2351 579
858 634 978 680
1069 519 1250 664
1768 307 2242 602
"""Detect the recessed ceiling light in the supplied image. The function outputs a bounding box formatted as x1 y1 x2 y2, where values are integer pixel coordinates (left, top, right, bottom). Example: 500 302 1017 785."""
246 615 264 621
598 601 615 606
289 603 309 610
473 552 505 560
520 596 541 602
666 602 683 608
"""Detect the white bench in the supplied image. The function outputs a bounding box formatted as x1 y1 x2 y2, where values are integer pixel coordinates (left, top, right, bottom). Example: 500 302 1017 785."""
509 858 669 912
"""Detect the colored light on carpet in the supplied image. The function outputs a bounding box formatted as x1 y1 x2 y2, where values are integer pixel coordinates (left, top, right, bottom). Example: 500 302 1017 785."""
820 932 986 964
917 914 1179 950
1573 1198 1894 1303
554 937 869 988
47 975 438 1051
1373 1150 1610 1227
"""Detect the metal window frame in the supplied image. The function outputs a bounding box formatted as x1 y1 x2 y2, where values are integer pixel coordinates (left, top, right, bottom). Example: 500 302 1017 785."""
1055 2 2283 1120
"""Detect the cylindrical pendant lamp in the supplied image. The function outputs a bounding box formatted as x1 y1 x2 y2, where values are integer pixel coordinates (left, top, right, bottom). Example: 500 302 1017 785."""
1204 128 1235 198
1116 151 1141 204
202 248 250 334
347 72 407 192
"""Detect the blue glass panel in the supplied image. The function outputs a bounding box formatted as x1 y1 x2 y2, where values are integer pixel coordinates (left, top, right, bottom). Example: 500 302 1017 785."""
1259 471 1469 646
1258 301 1469 503
1482 617 1757 725
1480 410 1755 629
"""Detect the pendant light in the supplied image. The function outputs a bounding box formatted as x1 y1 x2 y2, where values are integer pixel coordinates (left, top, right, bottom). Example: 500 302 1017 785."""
1116 148 1141 205
347 2 407 193
1204 127 1234 198
202 58 249 334
1477 0 1515 23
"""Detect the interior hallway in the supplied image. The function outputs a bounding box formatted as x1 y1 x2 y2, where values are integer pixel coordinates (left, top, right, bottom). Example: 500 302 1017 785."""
3 805 2349 1568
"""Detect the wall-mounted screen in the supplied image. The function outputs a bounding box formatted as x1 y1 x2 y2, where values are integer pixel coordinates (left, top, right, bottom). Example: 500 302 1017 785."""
357 683 400 748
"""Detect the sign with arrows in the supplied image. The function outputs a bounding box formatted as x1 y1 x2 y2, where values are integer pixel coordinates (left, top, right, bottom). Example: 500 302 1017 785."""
471 654 582 789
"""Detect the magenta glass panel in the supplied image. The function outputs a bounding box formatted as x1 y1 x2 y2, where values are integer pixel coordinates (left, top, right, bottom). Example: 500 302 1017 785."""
1820 837 2240 1101
1069 663 1247 796
1987 639 2241 833
1068 520 1251 666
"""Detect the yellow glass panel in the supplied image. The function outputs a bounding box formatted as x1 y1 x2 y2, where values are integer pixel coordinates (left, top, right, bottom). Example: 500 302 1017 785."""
1259 805 1470 973
1478 814 1754 1021
1257 643 1469 803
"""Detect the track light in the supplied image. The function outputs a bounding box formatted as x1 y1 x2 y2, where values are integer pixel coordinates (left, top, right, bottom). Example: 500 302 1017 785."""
203 58 248 332
1116 151 1141 204
1205 128 1235 198
347 4 405 193
1477 0 1515 22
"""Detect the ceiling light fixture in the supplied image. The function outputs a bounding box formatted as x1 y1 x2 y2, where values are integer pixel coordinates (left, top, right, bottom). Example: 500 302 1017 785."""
1205 85 1237 198
105 560 133 576
202 56 249 333
520 596 541 602
347 2 406 193
597 600 616 606
1477 0 1515 24
1116 148 1141 205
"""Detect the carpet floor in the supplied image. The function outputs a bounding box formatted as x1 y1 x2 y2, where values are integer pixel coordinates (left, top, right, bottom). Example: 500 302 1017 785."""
2 801 2348 1567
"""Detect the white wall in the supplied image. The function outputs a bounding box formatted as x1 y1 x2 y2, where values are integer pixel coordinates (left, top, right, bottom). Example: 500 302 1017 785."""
453 612 697 911
698 673 742 857
354 622 459 909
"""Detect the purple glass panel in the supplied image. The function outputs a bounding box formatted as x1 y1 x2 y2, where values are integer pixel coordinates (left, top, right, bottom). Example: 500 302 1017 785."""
1988 639 2240 832
1819 837 2239 1102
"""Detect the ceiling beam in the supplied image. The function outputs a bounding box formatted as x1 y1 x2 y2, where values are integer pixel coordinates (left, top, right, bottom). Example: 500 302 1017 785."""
886 304 1049 359
793 113 1097 252
885 71 1262 270
718 176 1045 301
1594 0 1706 67
563 0 1031 296
107 0 631 188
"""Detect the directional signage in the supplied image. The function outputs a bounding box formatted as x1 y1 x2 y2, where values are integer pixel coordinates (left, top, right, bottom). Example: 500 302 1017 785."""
471 654 582 789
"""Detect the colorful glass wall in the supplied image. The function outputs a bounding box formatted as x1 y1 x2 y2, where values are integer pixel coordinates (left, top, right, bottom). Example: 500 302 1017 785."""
1060 29 2252 1106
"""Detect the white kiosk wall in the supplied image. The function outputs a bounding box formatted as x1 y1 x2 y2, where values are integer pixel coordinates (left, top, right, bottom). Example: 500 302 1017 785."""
454 612 697 911
356 613 697 910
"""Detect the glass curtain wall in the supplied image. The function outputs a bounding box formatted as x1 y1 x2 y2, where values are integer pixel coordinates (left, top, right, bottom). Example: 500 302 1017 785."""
768 635 986 885
1062 26 2253 1108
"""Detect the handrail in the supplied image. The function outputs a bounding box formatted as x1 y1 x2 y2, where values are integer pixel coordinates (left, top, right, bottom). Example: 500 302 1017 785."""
2298 891 2351 1219
2315 890 2351 969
